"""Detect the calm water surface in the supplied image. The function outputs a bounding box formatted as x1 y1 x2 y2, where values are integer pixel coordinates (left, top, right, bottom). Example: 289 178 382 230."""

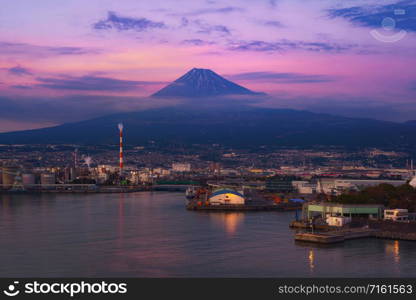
0 192 415 277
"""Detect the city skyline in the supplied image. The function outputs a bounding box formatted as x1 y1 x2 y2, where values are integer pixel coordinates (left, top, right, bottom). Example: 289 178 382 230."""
0 0 415 132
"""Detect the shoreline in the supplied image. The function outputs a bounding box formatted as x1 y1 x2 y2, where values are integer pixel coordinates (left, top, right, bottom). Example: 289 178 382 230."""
0 186 152 194
291 219 416 243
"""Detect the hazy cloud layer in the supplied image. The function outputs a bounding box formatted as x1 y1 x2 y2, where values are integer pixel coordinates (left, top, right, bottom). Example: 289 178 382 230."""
254 94 416 123
10 85 33 90
0 41 98 57
1 94 416 131
228 72 336 83
0 95 181 125
35 76 164 91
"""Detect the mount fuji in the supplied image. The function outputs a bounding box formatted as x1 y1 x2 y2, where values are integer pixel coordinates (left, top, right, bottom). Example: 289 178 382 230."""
152 68 263 98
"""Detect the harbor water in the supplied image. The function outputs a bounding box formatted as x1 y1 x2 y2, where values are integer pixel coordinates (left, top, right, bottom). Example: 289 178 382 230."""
0 192 414 277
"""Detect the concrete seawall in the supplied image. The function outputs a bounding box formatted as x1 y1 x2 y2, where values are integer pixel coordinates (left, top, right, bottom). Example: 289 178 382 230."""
374 231 416 241
293 218 416 244
370 220 416 241
295 228 378 244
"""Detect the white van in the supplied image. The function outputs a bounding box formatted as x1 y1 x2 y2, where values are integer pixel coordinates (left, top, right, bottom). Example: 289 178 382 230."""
384 209 409 222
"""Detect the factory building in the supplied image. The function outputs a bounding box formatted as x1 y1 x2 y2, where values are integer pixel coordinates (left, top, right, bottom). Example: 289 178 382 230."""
316 178 406 195
209 189 245 205
172 163 191 172
289 178 407 195
266 176 297 193
292 181 317 194
302 202 384 220
40 173 56 186
22 173 36 186
1 167 18 189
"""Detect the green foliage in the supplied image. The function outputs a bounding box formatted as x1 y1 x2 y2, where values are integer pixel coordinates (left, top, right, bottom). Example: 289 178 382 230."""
333 183 416 211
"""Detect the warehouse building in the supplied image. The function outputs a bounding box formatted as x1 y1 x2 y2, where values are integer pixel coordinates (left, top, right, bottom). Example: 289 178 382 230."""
302 202 384 220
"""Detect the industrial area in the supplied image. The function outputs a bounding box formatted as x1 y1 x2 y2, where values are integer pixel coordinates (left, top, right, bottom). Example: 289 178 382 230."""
1 121 414 194
2 123 416 248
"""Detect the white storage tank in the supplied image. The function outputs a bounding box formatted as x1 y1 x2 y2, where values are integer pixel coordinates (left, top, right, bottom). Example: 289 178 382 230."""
2 167 18 189
22 173 36 186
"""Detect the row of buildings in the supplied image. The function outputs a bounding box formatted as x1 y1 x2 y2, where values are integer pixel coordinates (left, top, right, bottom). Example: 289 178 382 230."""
0 162 199 190
1 160 414 195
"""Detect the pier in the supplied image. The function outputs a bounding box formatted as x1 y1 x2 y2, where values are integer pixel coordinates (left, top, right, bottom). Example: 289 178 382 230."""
186 199 302 211
0 184 150 194
293 219 416 244
295 228 378 244
186 203 288 211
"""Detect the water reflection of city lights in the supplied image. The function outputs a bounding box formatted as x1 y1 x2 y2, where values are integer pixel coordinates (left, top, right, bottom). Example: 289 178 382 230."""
210 213 244 236
308 250 315 272
393 240 400 264
385 240 400 264
117 193 125 247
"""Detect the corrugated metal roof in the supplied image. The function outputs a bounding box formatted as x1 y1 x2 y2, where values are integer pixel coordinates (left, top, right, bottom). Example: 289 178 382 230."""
210 189 244 198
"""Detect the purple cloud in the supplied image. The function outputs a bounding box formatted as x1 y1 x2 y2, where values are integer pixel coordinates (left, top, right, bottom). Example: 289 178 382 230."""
228 71 336 84
11 85 33 89
328 0 416 32
228 39 358 53
175 6 244 17
0 41 98 57
180 17 231 36
35 76 165 91
263 20 284 27
8 66 32 76
93 11 166 31
181 39 215 46
193 20 231 35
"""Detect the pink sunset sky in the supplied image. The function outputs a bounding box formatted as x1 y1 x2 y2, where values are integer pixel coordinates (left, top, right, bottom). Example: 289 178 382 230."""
0 0 415 132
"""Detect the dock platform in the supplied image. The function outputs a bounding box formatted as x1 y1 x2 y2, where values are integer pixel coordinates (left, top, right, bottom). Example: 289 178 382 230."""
186 202 301 212
295 228 378 244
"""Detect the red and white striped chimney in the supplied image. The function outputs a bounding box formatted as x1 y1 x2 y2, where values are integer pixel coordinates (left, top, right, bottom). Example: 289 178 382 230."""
118 123 124 173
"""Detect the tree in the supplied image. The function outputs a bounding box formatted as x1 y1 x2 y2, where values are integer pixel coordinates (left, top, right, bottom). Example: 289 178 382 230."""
333 183 416 211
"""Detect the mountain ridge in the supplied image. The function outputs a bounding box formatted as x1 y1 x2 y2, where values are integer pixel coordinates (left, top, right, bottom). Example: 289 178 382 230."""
0 104 414 148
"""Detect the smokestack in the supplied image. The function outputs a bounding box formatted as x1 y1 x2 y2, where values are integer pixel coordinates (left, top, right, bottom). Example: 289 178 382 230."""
118 123 124 174
74 148 78 169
